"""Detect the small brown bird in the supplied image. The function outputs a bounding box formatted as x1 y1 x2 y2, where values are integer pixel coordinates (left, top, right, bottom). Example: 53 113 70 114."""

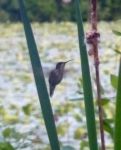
49 60 71 97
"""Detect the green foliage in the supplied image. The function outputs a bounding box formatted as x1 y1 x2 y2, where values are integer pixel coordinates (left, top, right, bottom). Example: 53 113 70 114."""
103 119 114 138
0 0 121 22
113 30 121 36
0 142 14 150
22 104 32 115
2 128 12 138
99 0 121 20
80 141 89 150
0 0 75 22
100 98 110 106
74 127 86 139
57 123 69 136
112 30 121 54
24 0 57 22
114 49 121 54
0 10 9 22
2 127 24 140
110 74 118 89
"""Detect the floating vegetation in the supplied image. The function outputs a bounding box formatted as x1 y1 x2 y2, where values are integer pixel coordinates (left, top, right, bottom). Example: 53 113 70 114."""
0 21 121 149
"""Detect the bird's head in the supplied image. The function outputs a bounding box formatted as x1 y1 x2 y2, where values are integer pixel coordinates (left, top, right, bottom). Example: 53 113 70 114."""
56 60 72 70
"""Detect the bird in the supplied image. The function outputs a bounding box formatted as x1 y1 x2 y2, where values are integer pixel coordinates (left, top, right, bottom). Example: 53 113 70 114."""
49 60 72 97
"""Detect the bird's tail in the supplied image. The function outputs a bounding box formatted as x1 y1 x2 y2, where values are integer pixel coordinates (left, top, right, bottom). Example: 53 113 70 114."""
49 85 56 97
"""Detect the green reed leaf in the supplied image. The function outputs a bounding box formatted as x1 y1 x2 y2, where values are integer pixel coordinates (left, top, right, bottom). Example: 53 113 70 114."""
75 0 98 150
18 0 60 150
114 58 121 150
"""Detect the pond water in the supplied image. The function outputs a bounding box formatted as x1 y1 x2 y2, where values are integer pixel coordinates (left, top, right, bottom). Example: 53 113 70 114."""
0 22 121 149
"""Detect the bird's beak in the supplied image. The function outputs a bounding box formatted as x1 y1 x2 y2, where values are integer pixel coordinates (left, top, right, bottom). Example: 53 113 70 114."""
64 59 73 64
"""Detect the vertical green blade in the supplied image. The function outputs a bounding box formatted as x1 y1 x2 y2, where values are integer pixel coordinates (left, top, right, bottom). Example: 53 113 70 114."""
75 0 98 150
114 59 121 150
18 0 60 150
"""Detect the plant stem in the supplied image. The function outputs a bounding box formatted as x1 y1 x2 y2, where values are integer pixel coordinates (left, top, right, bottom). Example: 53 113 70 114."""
87 0 106 149
94 46 105 150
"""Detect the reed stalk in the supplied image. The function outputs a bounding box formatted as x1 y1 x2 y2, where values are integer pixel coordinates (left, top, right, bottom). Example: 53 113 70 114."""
86 0 105 149
75 0 98 149
18 0 60 149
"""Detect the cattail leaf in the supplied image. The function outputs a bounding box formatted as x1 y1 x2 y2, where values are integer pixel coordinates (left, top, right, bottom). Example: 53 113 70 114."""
114 58 121 150
18 0 60 150
75 0 98 150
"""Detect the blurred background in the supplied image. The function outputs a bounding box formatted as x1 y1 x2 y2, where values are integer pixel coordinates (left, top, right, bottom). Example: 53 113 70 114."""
0 0 121 22
0 0 121 150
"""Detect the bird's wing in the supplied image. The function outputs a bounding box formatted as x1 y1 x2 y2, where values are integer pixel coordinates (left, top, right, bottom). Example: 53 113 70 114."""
49 69 59 86
49 70 59 97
